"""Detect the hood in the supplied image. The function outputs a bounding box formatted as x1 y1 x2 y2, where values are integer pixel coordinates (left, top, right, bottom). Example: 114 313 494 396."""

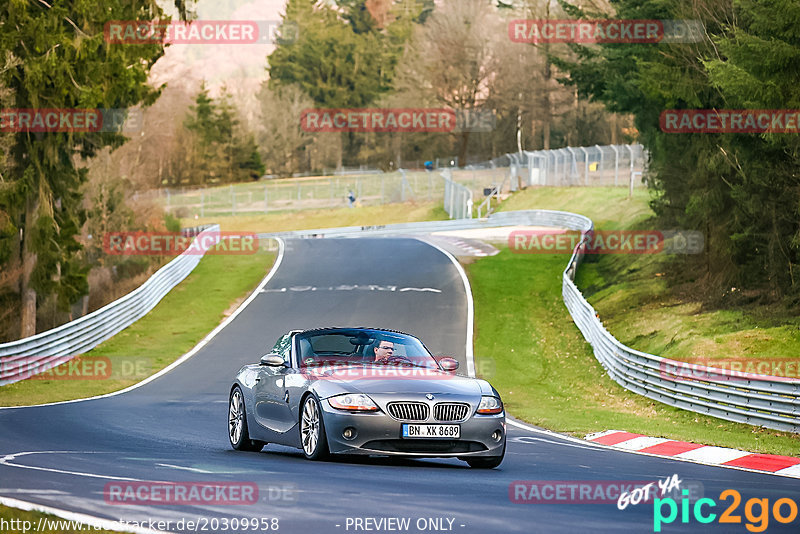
307 363 482 397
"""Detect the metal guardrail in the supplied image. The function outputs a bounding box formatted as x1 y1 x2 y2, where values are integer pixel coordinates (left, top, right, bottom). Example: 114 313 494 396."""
557 235 799 433
255 209 591 241
563 249 800 432
0 225 221 386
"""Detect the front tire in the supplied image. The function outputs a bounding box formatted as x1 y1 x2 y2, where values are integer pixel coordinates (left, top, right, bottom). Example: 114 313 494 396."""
229 387 265 452
465 442 505 469
300 395 330 460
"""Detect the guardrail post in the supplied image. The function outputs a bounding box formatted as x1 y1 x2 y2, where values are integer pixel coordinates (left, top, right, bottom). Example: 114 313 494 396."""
595 144 604 182
566 147 579 184
611 145 620 186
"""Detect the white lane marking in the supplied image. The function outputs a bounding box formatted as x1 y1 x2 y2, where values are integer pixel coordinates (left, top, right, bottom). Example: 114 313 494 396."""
676 446 752 464
0 238 286 410
0 489 68 495
398 287 441 292
509 436 604 452
0 495 172 534
0 451 167 482
154 463 213 474
261 285 441 293
413 238 474 377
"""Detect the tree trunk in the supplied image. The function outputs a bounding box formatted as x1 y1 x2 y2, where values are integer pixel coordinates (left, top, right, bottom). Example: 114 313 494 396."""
20 192 38 338
611 113 618 145
542 7 552 150
457 131 470 168
337 132 344 171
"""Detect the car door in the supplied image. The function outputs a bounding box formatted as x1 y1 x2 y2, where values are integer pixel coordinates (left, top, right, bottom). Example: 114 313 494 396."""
253 334 297 437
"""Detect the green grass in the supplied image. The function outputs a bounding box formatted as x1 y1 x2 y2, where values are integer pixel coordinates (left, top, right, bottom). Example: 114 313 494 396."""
0 246 276 407
468 186 800 454
182 201 448 233
503 186 800 366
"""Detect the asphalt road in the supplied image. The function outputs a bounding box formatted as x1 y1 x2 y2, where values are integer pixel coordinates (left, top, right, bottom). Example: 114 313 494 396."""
1 237 798 534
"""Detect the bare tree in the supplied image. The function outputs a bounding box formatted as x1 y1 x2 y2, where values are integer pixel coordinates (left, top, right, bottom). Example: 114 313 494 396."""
394 0 504 163
256 83 318 176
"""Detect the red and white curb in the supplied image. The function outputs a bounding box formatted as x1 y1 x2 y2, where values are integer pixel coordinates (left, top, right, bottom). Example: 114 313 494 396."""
586 430 800 478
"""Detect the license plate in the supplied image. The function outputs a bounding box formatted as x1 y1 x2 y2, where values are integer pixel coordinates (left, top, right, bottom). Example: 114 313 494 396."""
402 424 460 439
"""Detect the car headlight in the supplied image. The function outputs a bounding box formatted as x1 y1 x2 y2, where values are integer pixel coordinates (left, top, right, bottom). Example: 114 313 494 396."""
328 393 379 411
476 396 503 415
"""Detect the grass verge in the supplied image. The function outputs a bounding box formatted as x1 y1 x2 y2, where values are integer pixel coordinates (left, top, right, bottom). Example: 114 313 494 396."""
0 247 276 407
181 201 447 233
468 186 800 454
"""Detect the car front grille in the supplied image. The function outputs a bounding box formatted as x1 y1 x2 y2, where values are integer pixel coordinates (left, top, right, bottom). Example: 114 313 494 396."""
387 402 429 421
433 402 470 422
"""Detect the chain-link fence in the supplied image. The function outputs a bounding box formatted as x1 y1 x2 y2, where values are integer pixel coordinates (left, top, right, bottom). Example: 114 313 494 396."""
150 144 645 218
447 144 647 219
523 144 646 188
153 170 450 217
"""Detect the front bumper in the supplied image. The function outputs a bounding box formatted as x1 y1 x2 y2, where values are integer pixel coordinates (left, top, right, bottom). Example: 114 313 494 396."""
320 400 506 457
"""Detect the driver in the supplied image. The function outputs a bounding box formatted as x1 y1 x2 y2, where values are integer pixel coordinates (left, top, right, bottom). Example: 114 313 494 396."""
373 340 396 362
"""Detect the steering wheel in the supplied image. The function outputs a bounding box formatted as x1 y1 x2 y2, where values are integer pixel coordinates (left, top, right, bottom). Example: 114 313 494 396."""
377 354 412 365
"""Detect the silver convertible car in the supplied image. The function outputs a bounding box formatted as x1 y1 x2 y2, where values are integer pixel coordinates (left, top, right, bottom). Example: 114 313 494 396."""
228 327 506 468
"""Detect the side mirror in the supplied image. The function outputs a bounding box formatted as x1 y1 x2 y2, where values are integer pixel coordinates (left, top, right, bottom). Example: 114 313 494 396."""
439 357 459 372
260 353 286 366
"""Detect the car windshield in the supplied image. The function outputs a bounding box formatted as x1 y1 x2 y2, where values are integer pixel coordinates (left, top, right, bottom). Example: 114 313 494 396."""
296 329 440 370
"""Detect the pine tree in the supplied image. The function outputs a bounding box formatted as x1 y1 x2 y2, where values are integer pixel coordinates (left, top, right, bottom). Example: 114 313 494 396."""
0 0 195 338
